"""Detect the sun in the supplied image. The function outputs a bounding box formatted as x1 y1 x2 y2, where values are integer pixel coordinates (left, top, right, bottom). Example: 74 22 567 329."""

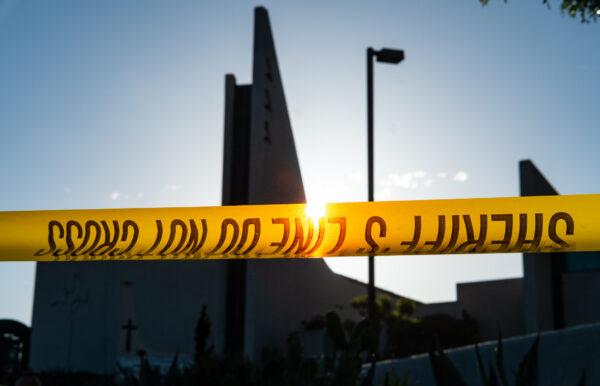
305 201 327 223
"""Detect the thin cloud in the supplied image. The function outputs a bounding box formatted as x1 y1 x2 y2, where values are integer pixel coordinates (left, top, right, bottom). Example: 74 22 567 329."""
109 190 140 200
381 169 470 193
453 171 468 182
385 171 428 190
165 184 182 191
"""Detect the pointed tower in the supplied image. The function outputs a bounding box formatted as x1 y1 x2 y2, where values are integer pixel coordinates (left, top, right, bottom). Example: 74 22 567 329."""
247 7 306 205
223 7 403 359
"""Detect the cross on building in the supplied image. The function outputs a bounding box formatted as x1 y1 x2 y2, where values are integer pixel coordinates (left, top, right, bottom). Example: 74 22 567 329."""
121 319 137 353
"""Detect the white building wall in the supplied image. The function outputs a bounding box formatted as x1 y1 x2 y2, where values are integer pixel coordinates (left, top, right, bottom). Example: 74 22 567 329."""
373 323 600 386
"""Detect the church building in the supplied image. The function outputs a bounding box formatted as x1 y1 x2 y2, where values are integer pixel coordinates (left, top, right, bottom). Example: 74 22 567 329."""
29 7 409 373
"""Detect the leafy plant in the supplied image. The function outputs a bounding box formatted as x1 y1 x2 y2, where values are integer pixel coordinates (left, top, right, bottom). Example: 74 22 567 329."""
163 353 182 386
258 332 319 386
428 342 467 386
495 331 509 386
194 305 213 364
515 335 539 386
348 295 478 359
137 350 161 386
479 0 600 22
322 311 371 386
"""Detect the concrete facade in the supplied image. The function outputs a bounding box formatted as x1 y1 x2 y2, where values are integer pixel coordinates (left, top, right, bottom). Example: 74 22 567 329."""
563 271 600 327
457 278 524 340
414 301 462 320
373 323 599 386
30 261 227 372
415 278 524 341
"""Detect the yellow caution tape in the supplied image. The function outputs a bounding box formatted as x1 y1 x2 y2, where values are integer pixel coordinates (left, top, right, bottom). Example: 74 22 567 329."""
0 194 599 261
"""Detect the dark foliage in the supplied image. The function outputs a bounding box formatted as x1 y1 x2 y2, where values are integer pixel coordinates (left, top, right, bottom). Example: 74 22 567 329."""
110 307 383 386
349 295 479 359
258 333 319 386
302 315 326 331
38 371 114 386
515 334 539 386
194 305 213 365
480 0 600 22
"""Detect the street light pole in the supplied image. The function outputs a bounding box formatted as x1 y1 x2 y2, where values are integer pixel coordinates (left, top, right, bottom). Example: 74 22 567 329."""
366 46 405 366
366 47 376 365
367 45 375 320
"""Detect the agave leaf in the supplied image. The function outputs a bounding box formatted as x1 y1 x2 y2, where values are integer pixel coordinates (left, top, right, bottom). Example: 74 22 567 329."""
360 361 375 386
349 318 369 345
577 368 587 386
167 352 179 375
117 363 130 377
322 329 336 359
475 344 489 385
349 318 369 356
488 361 500 386
495 330 509 386
164 352 181 386
428 345 468 386
515 334 539 386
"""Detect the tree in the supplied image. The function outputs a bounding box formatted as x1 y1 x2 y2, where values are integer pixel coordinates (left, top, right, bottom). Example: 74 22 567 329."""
480 0 600 22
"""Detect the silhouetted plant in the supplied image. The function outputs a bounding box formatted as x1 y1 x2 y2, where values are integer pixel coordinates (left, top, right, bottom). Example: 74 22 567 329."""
258 332 319 386
163 353 183 386
302 314 326 331
428 341 467 386
194 305 213 365
137 350 161 386
35 303 592 386
430 333 586 386
495 330 509 386
515 335 539 386
117 363 138 386
479 0 600 23
577 370 587 386
285 332 319 386
39 305 408 386
473 334 540 386
322 311 372 386
348 295 478 359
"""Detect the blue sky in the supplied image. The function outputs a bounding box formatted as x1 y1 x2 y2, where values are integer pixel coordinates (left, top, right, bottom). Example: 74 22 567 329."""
1 0 599 325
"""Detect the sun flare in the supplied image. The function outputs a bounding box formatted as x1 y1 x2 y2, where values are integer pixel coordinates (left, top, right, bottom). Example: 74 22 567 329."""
305 201 327 223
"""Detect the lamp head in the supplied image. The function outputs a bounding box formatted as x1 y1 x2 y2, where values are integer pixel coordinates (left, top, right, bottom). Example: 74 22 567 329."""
375 48 405 64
